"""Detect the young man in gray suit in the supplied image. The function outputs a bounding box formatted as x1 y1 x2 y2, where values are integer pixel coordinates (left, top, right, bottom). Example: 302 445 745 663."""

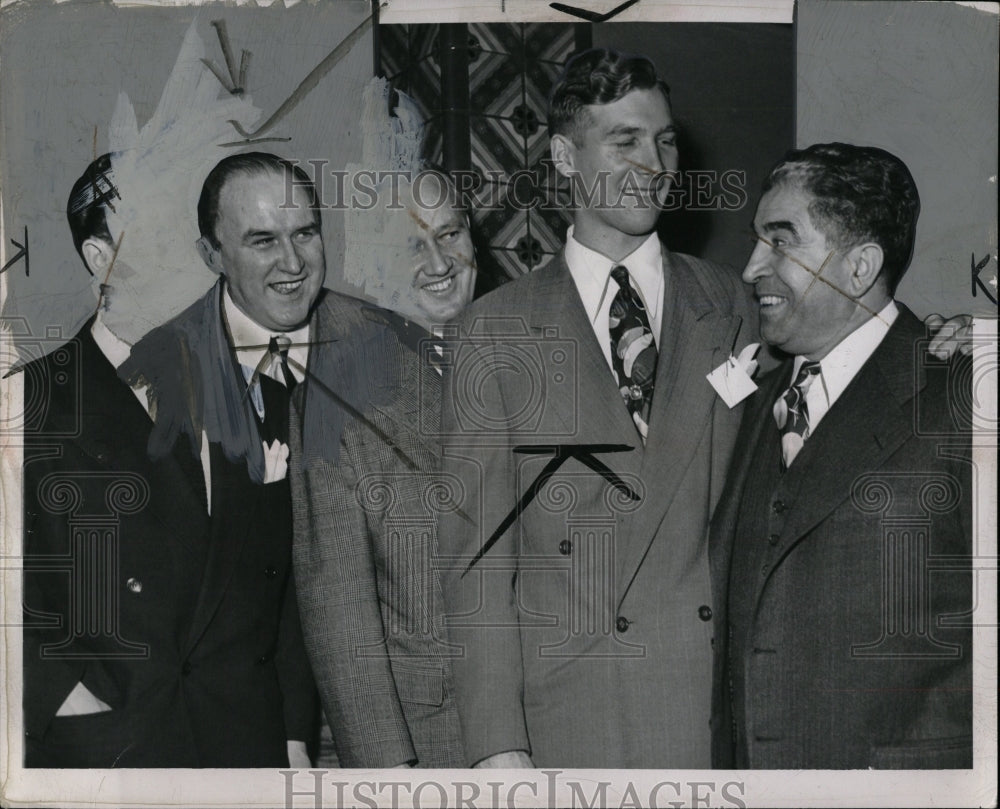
709 143 972 769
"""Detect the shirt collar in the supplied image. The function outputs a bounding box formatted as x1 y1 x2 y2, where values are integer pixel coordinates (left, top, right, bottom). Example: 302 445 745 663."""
222 283 310 384
792 300 899 409
90 314 133 369
564 225 663 325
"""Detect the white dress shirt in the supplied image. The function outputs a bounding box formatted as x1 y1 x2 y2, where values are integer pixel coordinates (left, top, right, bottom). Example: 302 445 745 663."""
222 286 309 420
787 300 899 436
564 225 664 376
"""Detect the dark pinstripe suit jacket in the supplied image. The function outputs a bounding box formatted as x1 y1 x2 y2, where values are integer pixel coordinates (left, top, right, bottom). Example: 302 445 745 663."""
288 292 463 768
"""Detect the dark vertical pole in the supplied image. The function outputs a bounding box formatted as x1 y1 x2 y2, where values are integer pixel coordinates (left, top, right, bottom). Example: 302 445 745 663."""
438 24 471 172
371 0 382 77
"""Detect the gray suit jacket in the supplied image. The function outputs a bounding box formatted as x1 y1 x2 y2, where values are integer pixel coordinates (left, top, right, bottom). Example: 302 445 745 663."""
289 293 463 768
709 306 972 768
438 245 758 768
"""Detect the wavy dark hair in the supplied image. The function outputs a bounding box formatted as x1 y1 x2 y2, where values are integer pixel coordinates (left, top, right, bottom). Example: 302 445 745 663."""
548 48 671 145
763 142 920 294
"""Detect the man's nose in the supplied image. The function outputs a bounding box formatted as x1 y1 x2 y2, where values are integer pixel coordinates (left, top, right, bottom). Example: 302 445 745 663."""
742 239 772 284
278 238 305 273
424 241 452 277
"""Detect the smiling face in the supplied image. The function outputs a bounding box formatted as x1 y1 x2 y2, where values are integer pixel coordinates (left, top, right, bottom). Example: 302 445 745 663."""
743 182 872 359
553 87 677 259
202 169 326 332
376 174 477 329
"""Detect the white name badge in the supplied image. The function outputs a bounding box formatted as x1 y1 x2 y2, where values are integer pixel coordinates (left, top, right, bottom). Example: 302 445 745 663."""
706 342 760 408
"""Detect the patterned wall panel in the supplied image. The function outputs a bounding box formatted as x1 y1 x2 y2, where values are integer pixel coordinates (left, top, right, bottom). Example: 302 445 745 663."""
379 23 586 291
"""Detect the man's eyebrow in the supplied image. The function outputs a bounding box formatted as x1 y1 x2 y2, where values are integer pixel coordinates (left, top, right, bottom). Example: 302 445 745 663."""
241 228 275 241
760 219 799 237
602 124 643 138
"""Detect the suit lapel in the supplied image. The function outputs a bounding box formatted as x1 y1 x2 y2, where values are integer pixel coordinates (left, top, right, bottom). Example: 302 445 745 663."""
182 443 258 655
618 249 745 591
76 327 209 556
526 256 638 444
773 309 926 551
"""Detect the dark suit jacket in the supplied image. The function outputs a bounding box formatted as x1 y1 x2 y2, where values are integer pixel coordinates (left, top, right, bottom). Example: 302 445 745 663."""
22 317 312 766
437 245 759 768
709 306 973 769
22 278 316 767
288 294 464 768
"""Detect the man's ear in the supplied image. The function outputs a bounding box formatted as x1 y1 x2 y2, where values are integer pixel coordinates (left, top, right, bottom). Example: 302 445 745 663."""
846 242 885 297
550 133 577 180
81 237 115 278
196 236 223 274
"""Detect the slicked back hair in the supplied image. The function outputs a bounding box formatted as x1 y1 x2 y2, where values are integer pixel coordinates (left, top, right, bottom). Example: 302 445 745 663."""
197 152 321 249
67 153 118 259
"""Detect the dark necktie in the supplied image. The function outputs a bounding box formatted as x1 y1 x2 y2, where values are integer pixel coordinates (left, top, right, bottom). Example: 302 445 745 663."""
608 264 658 442
268 335 297 391
773 360 821 469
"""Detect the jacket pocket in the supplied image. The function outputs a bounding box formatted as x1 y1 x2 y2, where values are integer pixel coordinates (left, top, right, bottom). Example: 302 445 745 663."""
870 735 972 769
392 663 444 706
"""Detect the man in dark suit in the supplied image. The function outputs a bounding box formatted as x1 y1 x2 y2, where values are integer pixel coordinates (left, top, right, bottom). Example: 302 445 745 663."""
289 170 471 767
709 142 972 769
28 151 319 767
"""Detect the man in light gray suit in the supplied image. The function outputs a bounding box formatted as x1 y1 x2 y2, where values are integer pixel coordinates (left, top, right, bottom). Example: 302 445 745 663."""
289 170 473 767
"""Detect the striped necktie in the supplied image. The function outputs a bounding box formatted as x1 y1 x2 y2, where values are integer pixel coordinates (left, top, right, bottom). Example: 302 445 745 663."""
608 265 658 442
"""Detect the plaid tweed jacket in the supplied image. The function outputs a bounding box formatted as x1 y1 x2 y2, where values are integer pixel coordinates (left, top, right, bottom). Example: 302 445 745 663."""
288 292 463 768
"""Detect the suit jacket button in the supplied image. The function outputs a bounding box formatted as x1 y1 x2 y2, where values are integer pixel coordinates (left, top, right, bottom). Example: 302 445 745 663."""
257 654 270 665
264 566 278 579
126 577 142 593
558 540 572 555
771 500 787 514
698 605 713 621
181 661 192 676
768 533 780 546
615 616 630 633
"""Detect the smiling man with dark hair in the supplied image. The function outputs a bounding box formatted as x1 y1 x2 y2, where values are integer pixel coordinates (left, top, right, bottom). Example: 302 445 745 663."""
710 142 972 769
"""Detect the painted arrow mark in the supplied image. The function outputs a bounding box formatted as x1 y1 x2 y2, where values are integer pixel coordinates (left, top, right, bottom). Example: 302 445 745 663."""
0 227 29 277
462 444 639 575
971 252 997 305
549 0 640 23
202 20 250 96
225 13 373 141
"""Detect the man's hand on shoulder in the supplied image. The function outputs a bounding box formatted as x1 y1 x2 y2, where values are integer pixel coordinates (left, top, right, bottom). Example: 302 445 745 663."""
925 313 974 359
473 750 534 768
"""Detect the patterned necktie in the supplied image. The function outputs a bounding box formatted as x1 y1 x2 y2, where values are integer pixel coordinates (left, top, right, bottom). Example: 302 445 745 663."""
773 360 821 469
608 265 658 442
268 335 297 391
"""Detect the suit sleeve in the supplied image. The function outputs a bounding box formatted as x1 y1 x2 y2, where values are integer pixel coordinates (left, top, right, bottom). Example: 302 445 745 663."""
289 405 416 767
275 555 319 744
437 331 531 765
